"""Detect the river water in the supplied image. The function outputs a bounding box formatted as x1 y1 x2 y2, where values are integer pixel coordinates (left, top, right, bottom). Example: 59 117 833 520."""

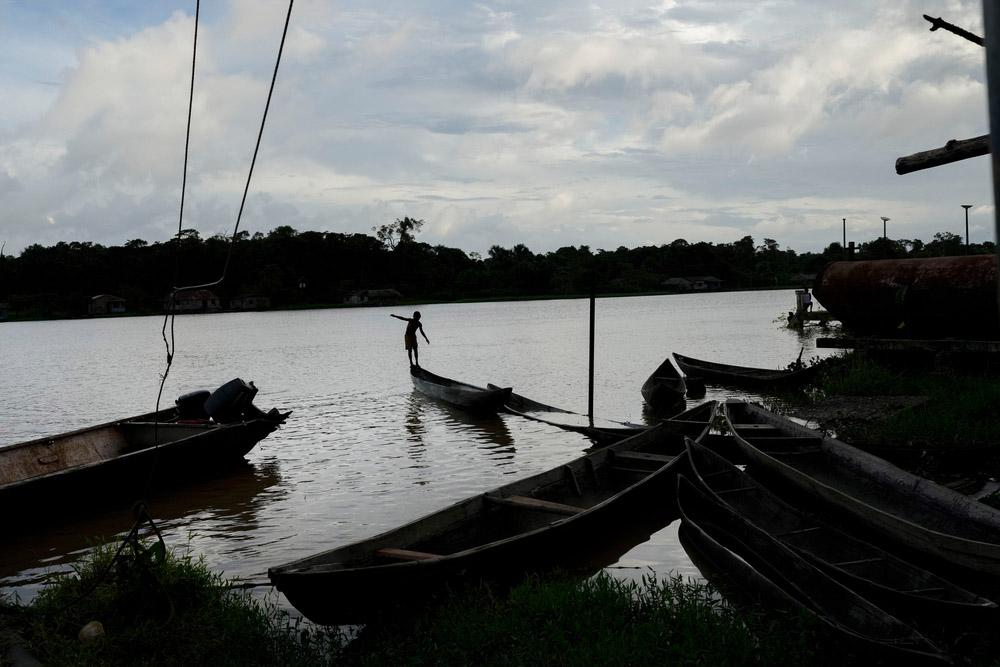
0 289 833 604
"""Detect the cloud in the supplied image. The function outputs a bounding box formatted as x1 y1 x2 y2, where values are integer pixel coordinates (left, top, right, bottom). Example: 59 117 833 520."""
0 0 991 257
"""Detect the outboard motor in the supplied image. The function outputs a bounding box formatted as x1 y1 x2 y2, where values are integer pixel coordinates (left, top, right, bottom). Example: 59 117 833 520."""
175 389 211 419
205 378 260 424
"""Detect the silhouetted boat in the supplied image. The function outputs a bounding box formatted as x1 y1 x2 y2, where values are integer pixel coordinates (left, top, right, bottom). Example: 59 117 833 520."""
410 366 511 413
672 352 818 388
640 356 686 408
488 386 644 444
269 401 718 625
676 476 948 664
685 438 997 630
0 380 288 516
725 400 1000 577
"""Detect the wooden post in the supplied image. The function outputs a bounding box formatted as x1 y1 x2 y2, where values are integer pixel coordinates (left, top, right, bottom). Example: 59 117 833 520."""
588 288 595 425
986 3 1000 315
842 218 846 259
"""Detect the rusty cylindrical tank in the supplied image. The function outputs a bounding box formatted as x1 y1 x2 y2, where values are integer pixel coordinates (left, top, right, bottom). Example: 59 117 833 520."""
813 255 999 337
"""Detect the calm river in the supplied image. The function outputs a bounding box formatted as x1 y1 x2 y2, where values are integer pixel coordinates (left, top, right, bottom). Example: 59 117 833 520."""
0 289 833 604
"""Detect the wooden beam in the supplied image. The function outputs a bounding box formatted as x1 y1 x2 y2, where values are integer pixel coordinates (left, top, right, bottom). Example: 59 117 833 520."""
923 15 984 47
895 135 990 175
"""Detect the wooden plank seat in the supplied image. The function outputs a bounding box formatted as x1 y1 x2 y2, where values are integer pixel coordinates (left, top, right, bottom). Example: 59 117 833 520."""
613 451 676 464
732 423 781 431
375 548 441 561
487 495 583 516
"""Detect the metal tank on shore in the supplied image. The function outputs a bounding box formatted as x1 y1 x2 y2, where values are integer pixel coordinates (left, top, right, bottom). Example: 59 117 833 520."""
813 255 999 337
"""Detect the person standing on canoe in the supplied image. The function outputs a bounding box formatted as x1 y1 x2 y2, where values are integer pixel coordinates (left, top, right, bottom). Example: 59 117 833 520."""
391 311 430 367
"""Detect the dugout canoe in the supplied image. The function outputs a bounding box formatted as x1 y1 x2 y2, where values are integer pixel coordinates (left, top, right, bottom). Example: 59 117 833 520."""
411 366 512 413
685 438 997 630
0 379 288 517
676 476 948 664
488 385 645 445
672 352 819 388
640 356 687 409
268 401 718 625
725 400 1000 577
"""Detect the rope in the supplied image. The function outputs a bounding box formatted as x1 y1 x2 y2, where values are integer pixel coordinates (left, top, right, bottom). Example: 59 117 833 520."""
56 0 296 617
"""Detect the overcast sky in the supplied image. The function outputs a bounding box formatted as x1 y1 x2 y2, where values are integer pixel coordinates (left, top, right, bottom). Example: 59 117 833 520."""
0 0 993 256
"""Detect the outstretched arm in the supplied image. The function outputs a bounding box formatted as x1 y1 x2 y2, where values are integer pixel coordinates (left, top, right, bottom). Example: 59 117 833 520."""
390 314 408 321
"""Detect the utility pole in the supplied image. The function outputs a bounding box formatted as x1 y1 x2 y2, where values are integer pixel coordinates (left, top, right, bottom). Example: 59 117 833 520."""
842 218 846 259
962 204 973 252
881 216 890 239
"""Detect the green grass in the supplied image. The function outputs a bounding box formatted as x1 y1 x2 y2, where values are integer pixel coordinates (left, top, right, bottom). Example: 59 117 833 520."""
342 572 817 666
10 541 344 666
807 353 1000 449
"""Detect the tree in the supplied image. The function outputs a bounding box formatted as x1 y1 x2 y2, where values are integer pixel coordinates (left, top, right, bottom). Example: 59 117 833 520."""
372 217 425 250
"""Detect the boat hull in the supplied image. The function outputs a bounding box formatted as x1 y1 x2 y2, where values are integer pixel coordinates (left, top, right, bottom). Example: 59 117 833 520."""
0 408 285 521
725 400 1000 578
270 402 718 624
673 352 817 388
411 367 511 413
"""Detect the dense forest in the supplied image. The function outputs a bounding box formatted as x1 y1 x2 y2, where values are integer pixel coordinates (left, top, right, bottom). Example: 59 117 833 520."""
0 218 993 320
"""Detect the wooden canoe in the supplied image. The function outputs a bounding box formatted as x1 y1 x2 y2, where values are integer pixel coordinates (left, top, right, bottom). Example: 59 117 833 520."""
725 400 1000 577
676 476 948 663
640 356 687 409
0 392 288 518
488 385 645 445
673 352 819 388
268 401 718 625
685 438 997 630
411 366 512 413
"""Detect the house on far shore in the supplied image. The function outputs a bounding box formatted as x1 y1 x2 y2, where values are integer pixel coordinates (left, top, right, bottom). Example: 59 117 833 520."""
229 294 271 310
686 276 723 290
344 288 403 306
791 272 817 287
662 277 694 292
662 276 723 292
167 289 221 313
89 294 126 315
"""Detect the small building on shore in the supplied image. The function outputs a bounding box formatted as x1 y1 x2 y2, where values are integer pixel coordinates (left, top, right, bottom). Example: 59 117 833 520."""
229 294 272 310
88 294 126 315
167 289 222 313
662 276 723 291
344 288 403 306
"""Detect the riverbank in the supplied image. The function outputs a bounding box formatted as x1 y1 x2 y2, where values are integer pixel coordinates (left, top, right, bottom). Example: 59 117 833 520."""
0 285 802 324
2 543 816 666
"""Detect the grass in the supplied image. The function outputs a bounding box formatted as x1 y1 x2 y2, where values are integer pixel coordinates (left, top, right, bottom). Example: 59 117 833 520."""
8 540 344 666
341 572 818 666
803 352 1000 450
6 539 824 667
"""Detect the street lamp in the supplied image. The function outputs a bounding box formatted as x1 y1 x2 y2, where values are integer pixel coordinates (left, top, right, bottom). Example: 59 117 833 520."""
881 216 890 239
962 204 972 252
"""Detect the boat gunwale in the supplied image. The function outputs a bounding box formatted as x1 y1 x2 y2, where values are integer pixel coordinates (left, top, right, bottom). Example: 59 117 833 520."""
268 400 718 576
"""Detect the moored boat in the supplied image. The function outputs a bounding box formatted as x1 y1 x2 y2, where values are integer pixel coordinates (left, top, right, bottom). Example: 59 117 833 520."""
685 438 998 630
0 379 289 518
411 366 512 413
673 352 818 388
640 356 686 409
489 386 645 444
676 476 948 664
725 400 1000 577
268 401 718 625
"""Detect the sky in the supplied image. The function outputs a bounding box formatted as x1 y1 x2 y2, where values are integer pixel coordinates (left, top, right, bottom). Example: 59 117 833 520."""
0 0 993 256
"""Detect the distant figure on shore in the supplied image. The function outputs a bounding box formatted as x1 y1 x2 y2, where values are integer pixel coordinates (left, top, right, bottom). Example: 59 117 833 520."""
803 288 813 312
391 311 430 367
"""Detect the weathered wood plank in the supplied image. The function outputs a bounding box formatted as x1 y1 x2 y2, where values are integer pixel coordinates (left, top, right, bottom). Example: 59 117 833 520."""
896 135 990 175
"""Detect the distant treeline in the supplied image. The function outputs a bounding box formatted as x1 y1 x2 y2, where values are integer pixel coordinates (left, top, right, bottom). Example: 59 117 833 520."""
0 222 993 319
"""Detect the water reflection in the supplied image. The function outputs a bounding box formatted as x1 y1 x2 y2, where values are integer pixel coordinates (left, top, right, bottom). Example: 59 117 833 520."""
0 461 282 597
408 390 516 459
